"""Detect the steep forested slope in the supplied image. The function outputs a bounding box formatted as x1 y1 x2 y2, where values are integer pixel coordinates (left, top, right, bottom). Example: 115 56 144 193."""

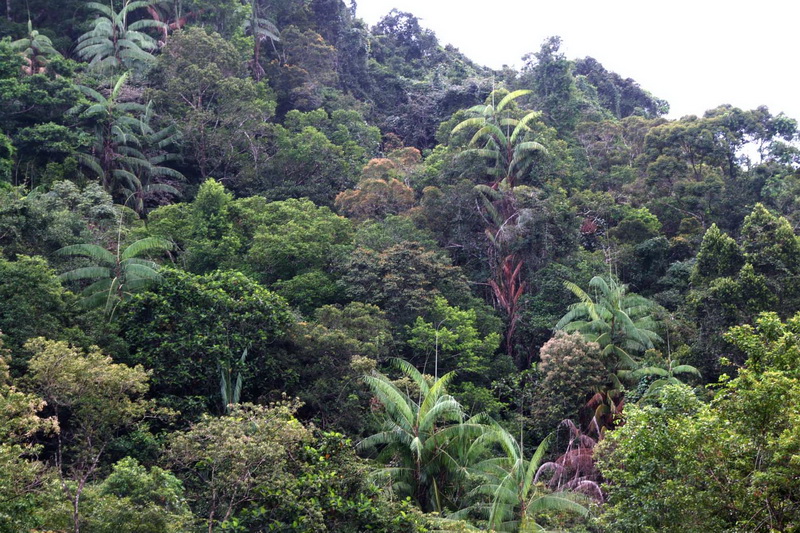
1 1 799 531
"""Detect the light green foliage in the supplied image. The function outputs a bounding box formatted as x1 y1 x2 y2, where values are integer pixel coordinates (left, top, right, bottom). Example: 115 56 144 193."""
709 263 777 317
557 275 663 369
608 206 661 244
246 197 352 284
166 401 309 529
26 337 153 533
691 223 744 284
79 457 194 533
595 385 733 532
26 337 151 449
183 178 242 273
740 203 800 276
283 108 380 158
0 344 59 533
461 428 589 532
598 313 800 532
148 189 351 310
408 295 501 378
358 359 485 512
144 178 242 274
724 311 800 376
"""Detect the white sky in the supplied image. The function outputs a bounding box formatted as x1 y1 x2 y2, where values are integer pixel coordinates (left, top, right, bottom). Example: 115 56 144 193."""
354 0 800 121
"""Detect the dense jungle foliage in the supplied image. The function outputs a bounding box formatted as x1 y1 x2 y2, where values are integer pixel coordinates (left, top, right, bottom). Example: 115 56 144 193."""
1 1 800 531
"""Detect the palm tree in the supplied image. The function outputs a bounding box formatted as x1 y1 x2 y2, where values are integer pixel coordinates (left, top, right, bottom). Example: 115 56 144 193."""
358 359 487 512
556 275 663 370
460 427 590 532
243 0 279 80
71 72 182 210
451 89 546 190
10 19 61 75
75 0 165 76
57 236 172 317
620 355 701 400
451 90 546 366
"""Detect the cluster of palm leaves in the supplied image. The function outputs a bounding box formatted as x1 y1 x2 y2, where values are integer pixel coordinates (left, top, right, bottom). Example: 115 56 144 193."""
10 19 62 75
556 274 700 429
451 89 546 190
359 359 590 531
459 429 590 532
75 0 165 76
556 275 663 370
57 235 172 318
358 359 486 512
70 72 182 211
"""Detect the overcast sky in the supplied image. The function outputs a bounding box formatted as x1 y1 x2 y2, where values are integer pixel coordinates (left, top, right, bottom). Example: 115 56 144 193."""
354 0 800 121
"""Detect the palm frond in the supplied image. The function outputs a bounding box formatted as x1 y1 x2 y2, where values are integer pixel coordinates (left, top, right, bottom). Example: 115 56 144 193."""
496 89 532 112
121 237 172 260
56 244 115 265
58 266 113 282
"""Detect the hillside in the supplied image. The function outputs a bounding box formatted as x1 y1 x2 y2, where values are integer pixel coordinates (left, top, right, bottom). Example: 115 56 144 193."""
1 1 799 531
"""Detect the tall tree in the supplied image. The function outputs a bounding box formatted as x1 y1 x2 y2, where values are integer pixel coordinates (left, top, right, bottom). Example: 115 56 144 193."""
26 338 152 533
450 89 549 365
